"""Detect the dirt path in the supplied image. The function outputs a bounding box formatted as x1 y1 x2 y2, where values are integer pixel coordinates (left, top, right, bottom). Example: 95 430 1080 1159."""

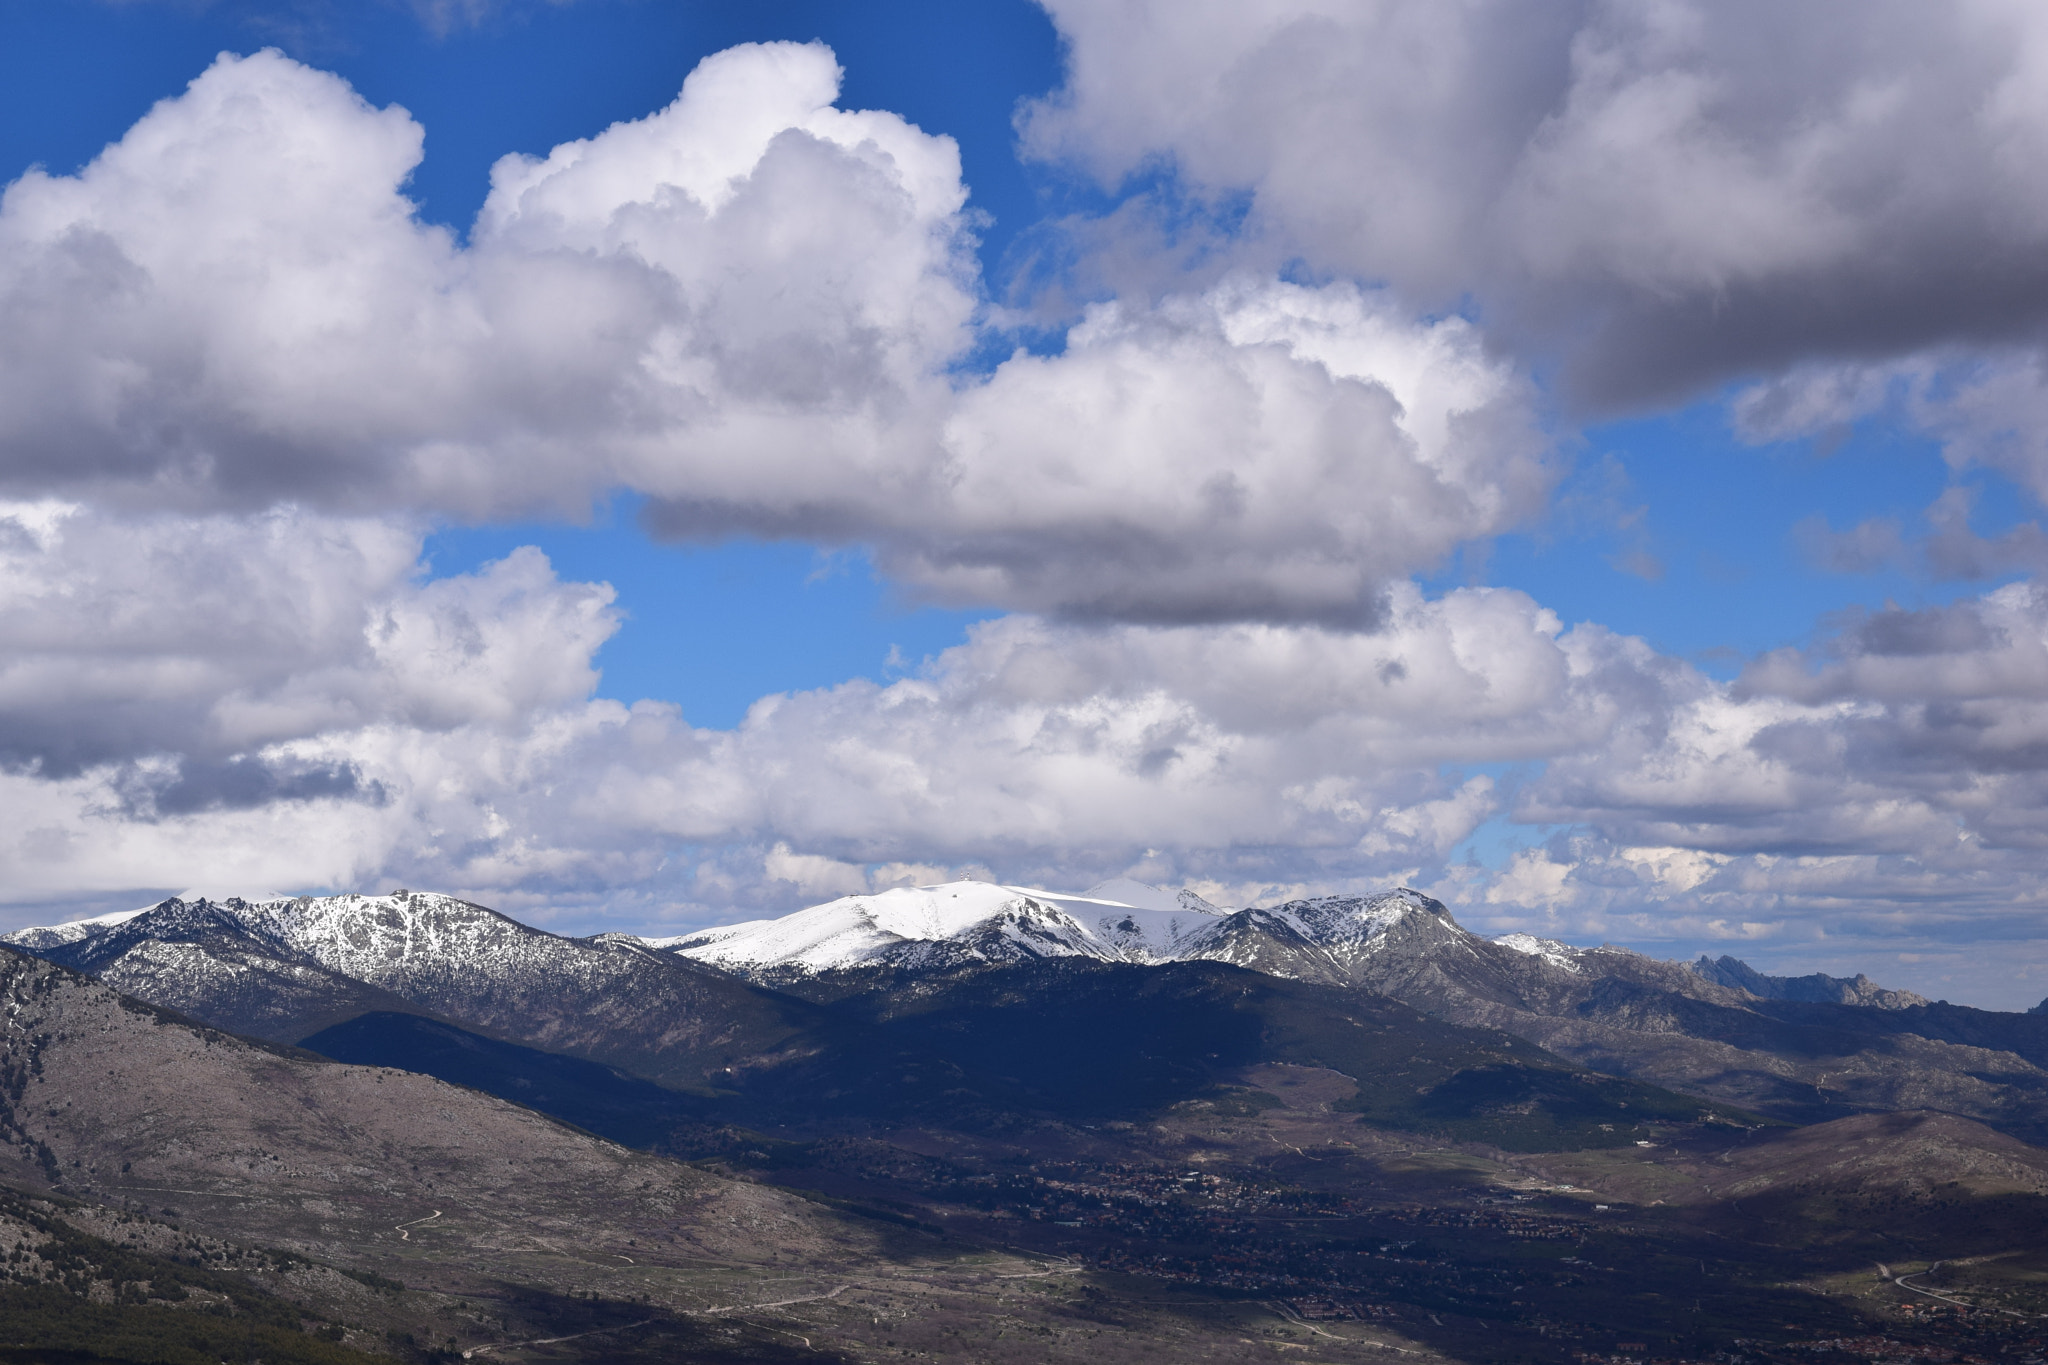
697 1283 850 1314
1267 1299 1423 1354
395 1209 442 1242
461 1318 654 1359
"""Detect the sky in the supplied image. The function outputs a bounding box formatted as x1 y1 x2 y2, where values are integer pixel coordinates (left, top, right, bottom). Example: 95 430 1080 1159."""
3 0 2048 1006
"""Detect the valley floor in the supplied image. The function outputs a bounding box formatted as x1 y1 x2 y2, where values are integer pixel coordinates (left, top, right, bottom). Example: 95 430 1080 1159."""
10 1079 2048 1365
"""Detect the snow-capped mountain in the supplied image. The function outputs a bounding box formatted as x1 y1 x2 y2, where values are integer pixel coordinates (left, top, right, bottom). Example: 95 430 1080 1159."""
644 884 2010 1132
3 877 1979 1135
1494 932 1587 973
2 894 417 1041
1165 888 1472 985
5 880 1552 996
4 906 148 951
654 879 1485 982
657 880 1229 974
0 890 816 1089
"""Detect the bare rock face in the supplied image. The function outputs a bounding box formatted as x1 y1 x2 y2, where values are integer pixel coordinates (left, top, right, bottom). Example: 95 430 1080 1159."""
1691 954 1931 1009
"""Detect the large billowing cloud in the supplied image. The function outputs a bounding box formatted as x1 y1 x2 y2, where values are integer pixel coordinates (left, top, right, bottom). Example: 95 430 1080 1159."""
5 499 2048 1001
1529 584 2048 869
0 502 1576 896
652 277 1547 625
0 500 613 796
11 25 2048 1008
0 497 1607 906
1024 0 2048 406
0 39 1557 916
0 43 975 518
0 43 1542 626
1443 584 2048 985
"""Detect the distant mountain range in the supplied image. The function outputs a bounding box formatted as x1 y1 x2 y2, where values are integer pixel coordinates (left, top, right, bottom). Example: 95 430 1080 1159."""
658 880 2048 1137
9 880 2048 1363
657 877 1927 1008
9 918 2043 1365
7 889 817 1092
8 880 2048 1144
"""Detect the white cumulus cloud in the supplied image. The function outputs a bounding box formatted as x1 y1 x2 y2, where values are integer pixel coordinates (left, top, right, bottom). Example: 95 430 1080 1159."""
0 43 1541 626
3 503 2047 1002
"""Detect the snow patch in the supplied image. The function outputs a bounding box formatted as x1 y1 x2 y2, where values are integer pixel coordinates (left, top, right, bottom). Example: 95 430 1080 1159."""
666 882 1103 971
662 879 1232 972
1495 932 1584 973
6 879 1503 991
1 906 149 950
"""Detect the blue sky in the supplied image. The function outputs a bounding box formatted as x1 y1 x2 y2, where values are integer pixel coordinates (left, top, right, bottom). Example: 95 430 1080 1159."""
0 0 2011 713
3 0 2048 1005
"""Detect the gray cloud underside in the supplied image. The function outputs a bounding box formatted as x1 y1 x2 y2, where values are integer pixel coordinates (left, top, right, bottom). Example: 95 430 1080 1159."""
1027 0 2048 407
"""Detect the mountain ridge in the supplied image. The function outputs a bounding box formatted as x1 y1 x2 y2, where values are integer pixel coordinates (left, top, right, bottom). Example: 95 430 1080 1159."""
11 880 2048 1142
658 880 1235 973
6 890 831 1092
5 880 1941 1012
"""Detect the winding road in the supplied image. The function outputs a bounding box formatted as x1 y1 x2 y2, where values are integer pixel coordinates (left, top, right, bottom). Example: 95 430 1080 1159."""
394 1209 442 1242
1889 1259 2048 1320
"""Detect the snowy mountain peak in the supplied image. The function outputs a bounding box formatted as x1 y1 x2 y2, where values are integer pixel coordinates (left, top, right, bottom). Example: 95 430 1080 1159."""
656 878 1240 975
4 879 1466 992
228 891 561 989
656 880 1467 978
662 881 1129 974
3 889 552 988
1 905 149 951
1494 932 1585 973
1259 888 1456 946
2 897 278 962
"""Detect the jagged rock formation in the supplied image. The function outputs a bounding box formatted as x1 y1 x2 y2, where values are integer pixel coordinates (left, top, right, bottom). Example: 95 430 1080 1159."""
1690 954 1929 1009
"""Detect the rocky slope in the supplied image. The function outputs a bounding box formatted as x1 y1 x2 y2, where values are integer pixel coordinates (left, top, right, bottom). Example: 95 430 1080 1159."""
1691 953 1929 1008
0 943 867 1277
1185 893 2048 1138
16 894 416 1041
0 944 1498 1365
